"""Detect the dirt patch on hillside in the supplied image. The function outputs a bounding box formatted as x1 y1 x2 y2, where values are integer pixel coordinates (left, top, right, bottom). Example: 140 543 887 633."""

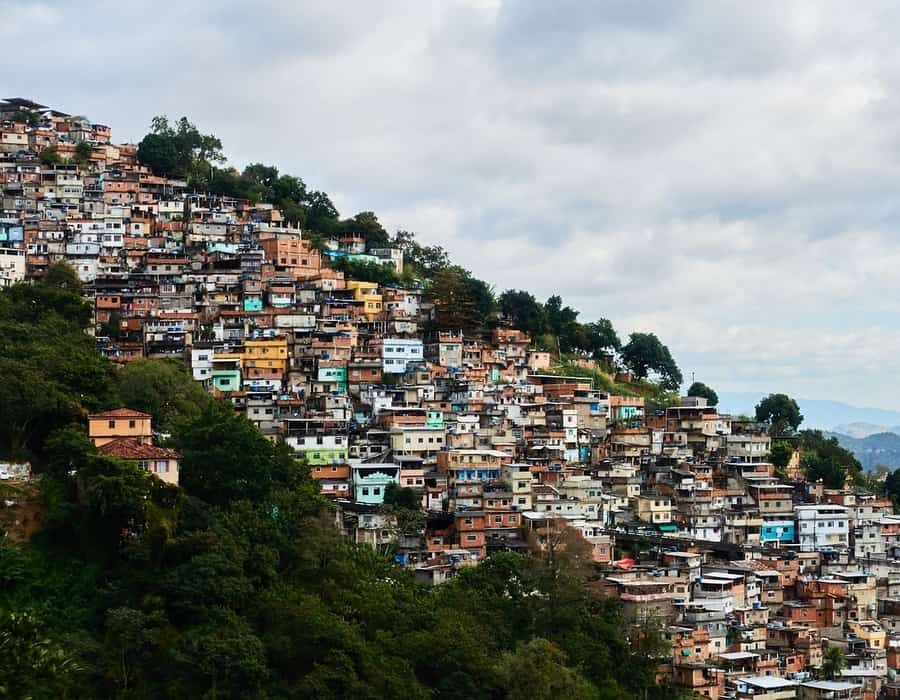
0 480 44 543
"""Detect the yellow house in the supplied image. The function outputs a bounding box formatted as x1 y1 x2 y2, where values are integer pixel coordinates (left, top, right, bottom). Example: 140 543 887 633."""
346 280 383 320
848 620 885 649
242 337 289 373
635 493 673 525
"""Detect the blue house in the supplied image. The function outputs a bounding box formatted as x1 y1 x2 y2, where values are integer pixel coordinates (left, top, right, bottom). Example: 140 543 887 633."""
760 520 795 544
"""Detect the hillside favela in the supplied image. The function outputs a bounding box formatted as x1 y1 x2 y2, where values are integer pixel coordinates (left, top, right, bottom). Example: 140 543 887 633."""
6 17 900 699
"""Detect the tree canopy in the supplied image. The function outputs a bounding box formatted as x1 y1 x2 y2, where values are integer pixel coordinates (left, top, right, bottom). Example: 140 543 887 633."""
0 263 114 460
137 116 224 187
755 393 803 437
687 381 718 406
798 429 861 489
620 333 683 391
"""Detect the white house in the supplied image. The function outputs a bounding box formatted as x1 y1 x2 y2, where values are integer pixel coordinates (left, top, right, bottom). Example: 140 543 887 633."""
380 338 423 374
795 504 850 552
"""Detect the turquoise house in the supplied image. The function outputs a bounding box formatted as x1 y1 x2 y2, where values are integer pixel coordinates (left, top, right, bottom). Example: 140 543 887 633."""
760 521 795 544
352 464 400 504
317 365 348 393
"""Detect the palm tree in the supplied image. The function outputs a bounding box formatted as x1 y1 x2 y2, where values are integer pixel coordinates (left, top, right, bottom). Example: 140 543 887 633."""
820 644 845 679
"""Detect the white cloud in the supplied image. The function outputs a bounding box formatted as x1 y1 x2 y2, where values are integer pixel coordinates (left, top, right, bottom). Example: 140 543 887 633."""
6 0 900 407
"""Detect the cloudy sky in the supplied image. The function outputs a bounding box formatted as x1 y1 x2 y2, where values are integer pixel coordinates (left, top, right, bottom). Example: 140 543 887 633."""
6 1 900 409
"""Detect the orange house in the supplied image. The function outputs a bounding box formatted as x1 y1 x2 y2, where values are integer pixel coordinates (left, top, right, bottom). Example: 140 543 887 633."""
88 408 152 447
455 511 487 559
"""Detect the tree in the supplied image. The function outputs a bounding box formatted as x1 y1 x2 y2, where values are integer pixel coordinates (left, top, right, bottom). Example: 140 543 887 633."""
620 333 683 391
820 645 845 679
340 211 389 248
13 108 40 126
116 358 215 431
886 469 900 506
798 430 860 488
755 393 803 436
392 230 452 277
499 290 547 337
305 190 340 234
39 145 62 166
464 275 496 327
44 259 83 294
73 140 94 166
137 115 224 185
0 273 113 458
100 310 121 339
0 610 82 699
383 482 421 510
687 381 718 406
172 403 317 508
429 268 481 332
584 319 621 360
769 441 794 477
496 638 600 700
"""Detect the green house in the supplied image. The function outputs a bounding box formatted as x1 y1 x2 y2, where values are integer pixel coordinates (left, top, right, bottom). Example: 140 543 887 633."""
301 447 349 465
317 365 348 393
212 368 241 392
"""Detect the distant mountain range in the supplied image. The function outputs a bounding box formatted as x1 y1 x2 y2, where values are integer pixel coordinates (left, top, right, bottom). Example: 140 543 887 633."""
717 392 900 431
825 431 900 471
716 392 900 471
832 422 900 438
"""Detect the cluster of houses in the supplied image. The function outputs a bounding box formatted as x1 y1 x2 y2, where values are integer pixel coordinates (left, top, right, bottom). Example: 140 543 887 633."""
8 98 900 698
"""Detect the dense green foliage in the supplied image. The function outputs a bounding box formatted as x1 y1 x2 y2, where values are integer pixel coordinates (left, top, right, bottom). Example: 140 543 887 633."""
755 393 803 437
769 441 794 478
116 358 214 432
0 262 114 460
798 430 862 489
497 290 628 365
620 333 683 391
687 381 718 406
137 116 224 187
0 276 677 699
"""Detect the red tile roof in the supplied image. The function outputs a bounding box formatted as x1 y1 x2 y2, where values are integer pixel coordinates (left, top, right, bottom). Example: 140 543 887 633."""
88 408 151 419
97 437 179 460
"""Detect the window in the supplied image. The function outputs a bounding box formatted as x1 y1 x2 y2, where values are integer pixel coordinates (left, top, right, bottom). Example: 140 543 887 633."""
108 420 116 429
495 515 503 523
362 487 369 496
373 488 381 496
466 534 477 542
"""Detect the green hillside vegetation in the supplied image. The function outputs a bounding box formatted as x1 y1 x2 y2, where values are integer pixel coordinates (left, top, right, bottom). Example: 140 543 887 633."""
0 268 680 699
546 358 680 406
